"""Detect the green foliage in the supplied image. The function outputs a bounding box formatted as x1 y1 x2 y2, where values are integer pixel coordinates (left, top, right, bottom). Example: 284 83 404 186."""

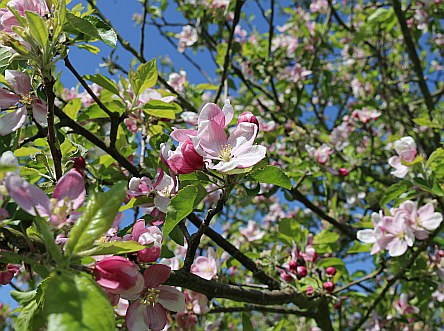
65 181 127 256
163 184 207 239
251 165 292 190
129 59 158 96
42 271 115 331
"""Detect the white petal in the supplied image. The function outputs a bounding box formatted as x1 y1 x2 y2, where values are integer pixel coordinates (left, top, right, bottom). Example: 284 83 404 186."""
356 229 377 243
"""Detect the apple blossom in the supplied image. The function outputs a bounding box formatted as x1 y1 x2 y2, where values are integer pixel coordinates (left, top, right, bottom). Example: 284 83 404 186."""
176 25 198 53
191 247 218 280
130 219 162 263
0 264 20 285
0 70 47 136
239 220 265 241
94 256 144 298
5 169 86 226
0 0 48 33
394 136 417 163
125 264 185 331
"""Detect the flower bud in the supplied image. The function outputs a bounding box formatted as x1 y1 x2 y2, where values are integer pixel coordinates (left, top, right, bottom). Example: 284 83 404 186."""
0 264 20 285
297 266 307 278
176 312 198 329
94 256 144 296
323 281 335 293
338 168 349 176
306 286 314 296
280 271 292 282
237 112 259 127
288 260 298 270
326 266 337 276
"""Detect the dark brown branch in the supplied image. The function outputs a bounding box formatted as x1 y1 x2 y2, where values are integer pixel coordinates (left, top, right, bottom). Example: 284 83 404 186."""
213 0 245 102
187 213 281 290
54 106 141 177
140 0 149 57
290 188 357 240
209 304 315 317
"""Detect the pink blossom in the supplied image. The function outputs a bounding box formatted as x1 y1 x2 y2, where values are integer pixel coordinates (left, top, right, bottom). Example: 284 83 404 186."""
310 0 329 14
306 144 334 164
0 264 20 285
176 312 198 329
94 256 144 298
394 136 417 163
191 247 218 280
394 294 419 315
185 290 210 314
0 0 48 33
5 169 86 226
237 112 259 127
181 111 198 126
239 220 265 241
160 139 204 175
130 219 162 263
352 108 381 124
167 71 188 92
115 298 129 317
176 25 198 53
125 264 185 331
388 156 409 178
0 70 47 136
300 245 318 263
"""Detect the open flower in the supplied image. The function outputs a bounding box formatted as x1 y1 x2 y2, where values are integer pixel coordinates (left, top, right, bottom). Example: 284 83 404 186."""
0 70 47 136
130 219 163 263
191 247 218 280
126 264 185 331
5 169 85 226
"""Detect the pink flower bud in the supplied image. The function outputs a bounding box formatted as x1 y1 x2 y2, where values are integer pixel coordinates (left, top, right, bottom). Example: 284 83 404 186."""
326 267 337 276
323 281 335 292
237 112 259 127
338 168 349 176
301 245 318 263
71 156 86 172
288 260 298 270
0 264 20 285
280 271 292 282
94 256 144 296
297 266 307 278
306 286 314 296
334 301 342 309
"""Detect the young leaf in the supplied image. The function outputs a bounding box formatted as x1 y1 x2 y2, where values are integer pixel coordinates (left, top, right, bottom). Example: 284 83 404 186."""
84 74 120 96
251 165 292 190
75 240 146 257
25 11 49 52
65 181 127 256
142 100 177 119
163 185 207 239
380 180 412 206
129 59 158 96
83 15 117 48
42 271 115 331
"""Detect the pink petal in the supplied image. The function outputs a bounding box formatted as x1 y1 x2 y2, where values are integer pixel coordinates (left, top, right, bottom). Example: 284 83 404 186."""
170 129 197 142
228 122 257 156
126 301 151 331
157 285 186 312
52 169 85 210
230 145 267 168
146 303 168 331
5 70 31 95
387 238 408 257
143 264 171 288
221 100 234 127
356 229 376 244
0 88 19 108
198 103 225 128
195 120 228 158
5 173 51 217
131 219 148 241
31 98 47 126
0 107 27 136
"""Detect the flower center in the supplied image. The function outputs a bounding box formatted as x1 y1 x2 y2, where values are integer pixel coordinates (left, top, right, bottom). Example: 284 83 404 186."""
140 288 161 306
218 144 232 162
20 94 33 106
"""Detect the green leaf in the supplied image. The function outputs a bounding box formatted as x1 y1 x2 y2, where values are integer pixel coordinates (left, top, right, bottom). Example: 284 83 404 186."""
14 300 42 331
380 180 412 206
62 98 82 120
313 230 340 244
65 181 127 255
75 240 146 257
163 185 207 239
83 15 117 48
42 271 114 331
413 117 443 129
251 165 292 190
65 13 100 40
0 47 11 74
129 59 158 96
169 224 184 246
11 290 37 305
33 216 64 265
242 313 254 331
142 100 176 119
427 148 444 178
195 83 218 90
25 11 49 51
84 74 120 96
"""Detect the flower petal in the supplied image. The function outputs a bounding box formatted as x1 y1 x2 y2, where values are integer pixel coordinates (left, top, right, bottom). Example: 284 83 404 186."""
230 145 266 168
198 103 225 128
228 122 257 157
0 107 26 136
5 173 51 217
31 98 47 126
5 70 31 95
356 229 377 244
0 88 19 108
52 169 86 210
387 238 408 257
143 264 171 288
126 301 151 331
146 303 168 331
157 285 186 312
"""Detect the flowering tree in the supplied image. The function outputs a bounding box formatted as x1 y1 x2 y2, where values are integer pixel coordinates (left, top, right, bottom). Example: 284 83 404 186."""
0 0 443 330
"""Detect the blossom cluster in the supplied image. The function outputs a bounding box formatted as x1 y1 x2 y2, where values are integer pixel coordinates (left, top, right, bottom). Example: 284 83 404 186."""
357 201 443 257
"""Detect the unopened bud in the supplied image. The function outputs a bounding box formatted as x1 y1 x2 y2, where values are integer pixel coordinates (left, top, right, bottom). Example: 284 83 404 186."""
280 271 292 283
289 260 298 270
338 168 349 176
306 286 314 296
323 281 335 293
326 267 337 276
237 112 259 127
297 266 307 278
